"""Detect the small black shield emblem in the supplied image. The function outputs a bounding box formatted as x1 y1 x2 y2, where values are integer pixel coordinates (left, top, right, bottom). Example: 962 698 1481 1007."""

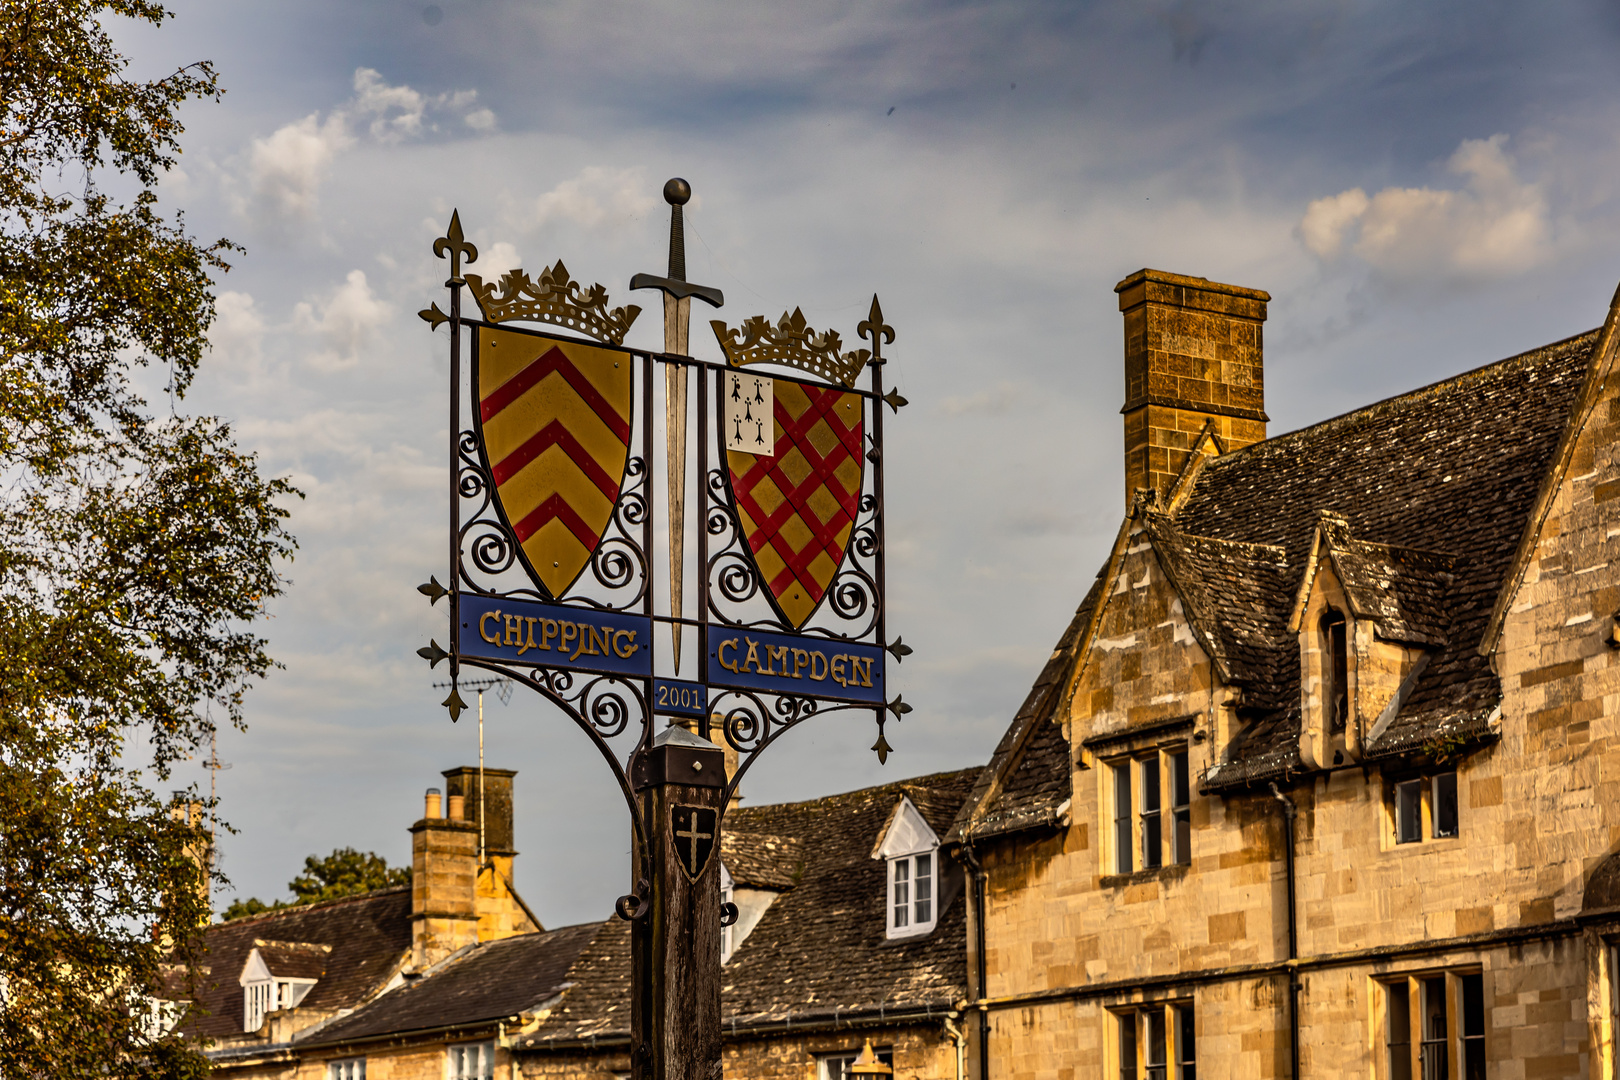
671 805 717 882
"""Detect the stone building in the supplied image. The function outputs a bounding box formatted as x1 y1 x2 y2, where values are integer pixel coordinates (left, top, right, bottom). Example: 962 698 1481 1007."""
947 269 1620 1079
185 765 979 1080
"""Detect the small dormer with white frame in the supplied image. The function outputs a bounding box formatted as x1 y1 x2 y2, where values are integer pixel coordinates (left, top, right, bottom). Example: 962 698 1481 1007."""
238 941 326 1034
871 795 941 940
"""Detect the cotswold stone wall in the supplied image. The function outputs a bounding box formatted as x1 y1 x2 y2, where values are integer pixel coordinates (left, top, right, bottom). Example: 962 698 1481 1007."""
976 339 1620 1080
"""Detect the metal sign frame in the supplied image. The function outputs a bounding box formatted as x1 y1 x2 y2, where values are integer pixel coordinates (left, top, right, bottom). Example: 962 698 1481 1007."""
416 195 910 920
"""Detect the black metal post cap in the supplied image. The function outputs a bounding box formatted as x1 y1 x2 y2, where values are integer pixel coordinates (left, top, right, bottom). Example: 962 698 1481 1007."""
664 177 691 205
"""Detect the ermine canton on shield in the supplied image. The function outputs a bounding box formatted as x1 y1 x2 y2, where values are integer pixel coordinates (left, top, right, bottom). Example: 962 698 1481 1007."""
476 326 632 597
724 377 863 629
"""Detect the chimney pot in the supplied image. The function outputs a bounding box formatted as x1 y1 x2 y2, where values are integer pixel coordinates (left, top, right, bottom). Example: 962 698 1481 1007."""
447 794 466 821
1115 269 1269 507
425 788 442 819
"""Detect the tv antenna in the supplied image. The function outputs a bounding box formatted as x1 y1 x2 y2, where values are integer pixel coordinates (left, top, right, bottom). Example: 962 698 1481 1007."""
431 677 512 865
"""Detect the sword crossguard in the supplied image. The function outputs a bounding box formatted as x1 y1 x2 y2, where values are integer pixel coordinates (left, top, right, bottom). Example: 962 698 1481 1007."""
629 272 724 308
631 178 724 312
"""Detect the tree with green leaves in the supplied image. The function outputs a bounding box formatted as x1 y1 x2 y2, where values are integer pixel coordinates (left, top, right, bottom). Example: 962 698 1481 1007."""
0 2 297 1075
223 848 412 920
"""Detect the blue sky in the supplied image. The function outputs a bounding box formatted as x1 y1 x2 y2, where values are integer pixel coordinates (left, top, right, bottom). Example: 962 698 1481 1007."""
127 0 1620 926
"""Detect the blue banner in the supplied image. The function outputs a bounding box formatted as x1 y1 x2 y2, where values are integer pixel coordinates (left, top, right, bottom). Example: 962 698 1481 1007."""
458 594 652 678
706 628 885 706
652 678 708 719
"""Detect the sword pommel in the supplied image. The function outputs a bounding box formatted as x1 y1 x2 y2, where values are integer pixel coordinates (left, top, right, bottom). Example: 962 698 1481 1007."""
665 177 690 282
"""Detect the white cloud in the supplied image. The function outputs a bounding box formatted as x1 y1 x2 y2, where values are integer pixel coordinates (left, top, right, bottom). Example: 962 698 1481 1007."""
1299 134 1552 280
209 291 267 370
351 68 426 143
530 166 660 232
476 241 523 279
293 270 393 370
238 112 353 222
233 70 495 226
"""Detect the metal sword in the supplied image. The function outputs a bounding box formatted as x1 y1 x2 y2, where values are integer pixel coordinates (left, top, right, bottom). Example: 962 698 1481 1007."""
631 178 723 675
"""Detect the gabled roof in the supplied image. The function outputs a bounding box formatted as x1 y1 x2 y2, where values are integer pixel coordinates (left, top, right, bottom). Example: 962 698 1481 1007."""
183 886 412 1040
516 768 981 1050
301 921 600 1047
243 941 331 983
871 796 940 860
961 320 1604 812
1289 512 1456 647
1183 327 1597 783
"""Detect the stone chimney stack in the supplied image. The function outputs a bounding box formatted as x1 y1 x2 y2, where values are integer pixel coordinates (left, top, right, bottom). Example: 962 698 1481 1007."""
1116 270 1270 506
440 766 541 941
410 785 479 969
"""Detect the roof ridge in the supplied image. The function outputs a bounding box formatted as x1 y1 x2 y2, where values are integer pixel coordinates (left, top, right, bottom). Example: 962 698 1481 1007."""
1205 326 1601 468
725 767 980 816
214 883 410 926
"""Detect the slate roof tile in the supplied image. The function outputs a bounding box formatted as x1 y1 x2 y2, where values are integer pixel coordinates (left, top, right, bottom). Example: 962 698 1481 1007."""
182 886 412 1040
959 327 1600 810
302 921 599 1045
522 768 981 1048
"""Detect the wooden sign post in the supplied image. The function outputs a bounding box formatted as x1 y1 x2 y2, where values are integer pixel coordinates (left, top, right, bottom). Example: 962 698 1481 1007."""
631 726 727 1080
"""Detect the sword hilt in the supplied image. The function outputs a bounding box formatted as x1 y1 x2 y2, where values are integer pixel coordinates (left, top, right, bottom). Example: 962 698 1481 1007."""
666 177 688 282
632 178 724 311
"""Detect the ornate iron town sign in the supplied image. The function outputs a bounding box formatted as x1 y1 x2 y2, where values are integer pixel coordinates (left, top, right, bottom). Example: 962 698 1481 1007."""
417 179 908 1080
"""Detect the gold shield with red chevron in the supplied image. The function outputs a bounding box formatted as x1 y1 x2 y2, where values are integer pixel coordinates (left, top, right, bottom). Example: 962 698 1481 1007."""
725 378 864 629
475 326 632 598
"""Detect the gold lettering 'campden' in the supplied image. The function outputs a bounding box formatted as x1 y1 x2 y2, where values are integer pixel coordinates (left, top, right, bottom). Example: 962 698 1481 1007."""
713 635 872 689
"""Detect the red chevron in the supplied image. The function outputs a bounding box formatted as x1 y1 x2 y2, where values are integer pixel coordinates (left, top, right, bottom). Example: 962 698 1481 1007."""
481 345 630 444
493 419 622 503
512 491 601 550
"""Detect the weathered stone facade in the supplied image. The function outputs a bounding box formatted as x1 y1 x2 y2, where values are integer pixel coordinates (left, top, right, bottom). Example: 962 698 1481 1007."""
950 273 1620 1079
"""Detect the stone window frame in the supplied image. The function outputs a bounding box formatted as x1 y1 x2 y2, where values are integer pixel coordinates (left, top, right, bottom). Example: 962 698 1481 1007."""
817 1045 894 1080
1096 731 1195 883
1371 967 1485 1080
1382 768 1461 851
1107 999 1195 1080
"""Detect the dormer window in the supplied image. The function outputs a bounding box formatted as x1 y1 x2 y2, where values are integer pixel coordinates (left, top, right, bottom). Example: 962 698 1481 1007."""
238 942 324 1033
871 795 941 940
890 851 934 934
1320 609 1348 733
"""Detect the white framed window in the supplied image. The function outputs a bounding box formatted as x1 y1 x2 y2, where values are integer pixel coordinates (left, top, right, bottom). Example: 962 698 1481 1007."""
132 997 186 1043
448 1040 494 1080
244 979 273 1033
241 976 315 1032
872 796 942 940
888 850 935 935
1391 771 1459 847
1108 748 1194 876
327 1059 366 1080
818 1046 893 1079
1112 1002 1194 1079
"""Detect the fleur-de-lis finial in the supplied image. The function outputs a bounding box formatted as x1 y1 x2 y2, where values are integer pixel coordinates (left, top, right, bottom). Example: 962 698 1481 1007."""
857 294 895 365
432 209 478 283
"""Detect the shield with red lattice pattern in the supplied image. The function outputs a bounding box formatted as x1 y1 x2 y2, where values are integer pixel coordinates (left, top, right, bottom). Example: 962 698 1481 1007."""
723 377 864 629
